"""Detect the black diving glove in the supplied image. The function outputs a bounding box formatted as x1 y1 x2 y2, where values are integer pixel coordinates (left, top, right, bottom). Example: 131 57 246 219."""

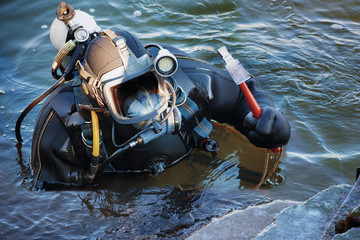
244 107 291 149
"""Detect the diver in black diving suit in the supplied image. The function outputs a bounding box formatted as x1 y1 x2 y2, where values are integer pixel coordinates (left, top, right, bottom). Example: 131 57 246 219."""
16 3 290 188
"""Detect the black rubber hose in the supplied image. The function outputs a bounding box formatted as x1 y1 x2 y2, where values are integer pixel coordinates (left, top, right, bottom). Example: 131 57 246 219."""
95 143 132 178
15 44 85 142
95 125 155 178
52 68 64 80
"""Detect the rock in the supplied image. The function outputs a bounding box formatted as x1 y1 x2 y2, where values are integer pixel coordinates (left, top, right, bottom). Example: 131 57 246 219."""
186 200 301 240
323 178 360 239
255 185 352 240
186 183 359 240
332 227 360 240
346 206 360 230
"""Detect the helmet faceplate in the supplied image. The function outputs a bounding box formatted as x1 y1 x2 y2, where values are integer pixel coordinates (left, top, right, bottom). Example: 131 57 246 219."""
79 32 170 126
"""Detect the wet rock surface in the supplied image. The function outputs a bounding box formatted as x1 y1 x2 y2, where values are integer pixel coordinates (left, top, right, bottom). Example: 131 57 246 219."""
332 227 360 240
322 178 360 239
256 185 352 240
186 200 301 240
187 183 360 240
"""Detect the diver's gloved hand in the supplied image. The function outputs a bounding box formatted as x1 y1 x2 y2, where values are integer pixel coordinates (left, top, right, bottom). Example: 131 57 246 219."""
244 107 291 149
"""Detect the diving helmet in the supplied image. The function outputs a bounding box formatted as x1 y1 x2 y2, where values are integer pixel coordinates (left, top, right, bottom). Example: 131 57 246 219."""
77 30 171 129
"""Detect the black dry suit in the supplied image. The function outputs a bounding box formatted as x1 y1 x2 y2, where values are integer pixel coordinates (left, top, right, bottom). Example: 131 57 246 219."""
30 30 290 187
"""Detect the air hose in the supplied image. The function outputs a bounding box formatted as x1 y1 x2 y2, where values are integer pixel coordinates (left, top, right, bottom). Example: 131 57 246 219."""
91 111 100 157
52 40 76 79
95 141 136 179
95 125 150 179
15 43 85 142
86 110 101 181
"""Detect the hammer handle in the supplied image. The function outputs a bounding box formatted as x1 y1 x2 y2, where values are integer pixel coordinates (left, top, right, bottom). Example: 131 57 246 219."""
239 82 281 153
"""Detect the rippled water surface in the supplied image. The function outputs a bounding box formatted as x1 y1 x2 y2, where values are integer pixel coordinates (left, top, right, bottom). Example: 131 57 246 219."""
0 0 359 239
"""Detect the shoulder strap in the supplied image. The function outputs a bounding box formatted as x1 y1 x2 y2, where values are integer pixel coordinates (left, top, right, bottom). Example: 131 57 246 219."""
177 96 213 143
169 67 213 145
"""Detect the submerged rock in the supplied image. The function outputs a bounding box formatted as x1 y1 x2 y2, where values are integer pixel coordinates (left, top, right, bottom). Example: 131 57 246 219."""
347 206 360 229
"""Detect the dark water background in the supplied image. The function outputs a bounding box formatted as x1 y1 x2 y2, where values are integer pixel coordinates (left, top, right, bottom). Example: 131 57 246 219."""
0 0 359 239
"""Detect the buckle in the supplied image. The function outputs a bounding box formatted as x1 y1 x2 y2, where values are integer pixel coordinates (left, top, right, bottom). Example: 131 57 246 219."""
88 77 102 90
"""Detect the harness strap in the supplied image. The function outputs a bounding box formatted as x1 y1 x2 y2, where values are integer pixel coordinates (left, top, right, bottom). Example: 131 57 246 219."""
76 60 105 108
178 96 213 145
165 63 214 146
193 118 213 139
72 79 102 151
76 60 102 89
78 104 107 112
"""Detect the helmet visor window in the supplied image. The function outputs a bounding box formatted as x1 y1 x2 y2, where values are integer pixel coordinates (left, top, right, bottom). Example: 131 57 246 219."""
121 88 163 118
113 71 167 121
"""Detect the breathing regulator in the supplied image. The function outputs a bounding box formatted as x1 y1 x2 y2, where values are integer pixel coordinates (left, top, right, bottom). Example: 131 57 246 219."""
50 1 100 79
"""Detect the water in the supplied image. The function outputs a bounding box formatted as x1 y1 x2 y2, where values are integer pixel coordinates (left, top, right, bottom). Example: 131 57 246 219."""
0 0 359 239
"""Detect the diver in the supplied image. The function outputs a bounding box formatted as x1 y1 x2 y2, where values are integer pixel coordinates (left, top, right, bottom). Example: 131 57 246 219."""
16 2 290 188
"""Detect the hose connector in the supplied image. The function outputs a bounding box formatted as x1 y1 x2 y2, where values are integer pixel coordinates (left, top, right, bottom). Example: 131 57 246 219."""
87 156 100 182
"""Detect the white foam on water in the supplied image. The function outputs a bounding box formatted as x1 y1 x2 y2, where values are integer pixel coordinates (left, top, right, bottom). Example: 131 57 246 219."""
133 10 142 17
331 24 344 30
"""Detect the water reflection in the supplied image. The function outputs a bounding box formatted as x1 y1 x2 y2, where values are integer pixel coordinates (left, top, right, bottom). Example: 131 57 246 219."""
12 122 275 238
69 128 274 238
77 183 270 239
15 143 32 183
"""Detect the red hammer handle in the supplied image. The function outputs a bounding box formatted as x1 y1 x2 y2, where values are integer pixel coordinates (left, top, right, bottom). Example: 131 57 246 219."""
239 82 281 153
239 82 262 119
